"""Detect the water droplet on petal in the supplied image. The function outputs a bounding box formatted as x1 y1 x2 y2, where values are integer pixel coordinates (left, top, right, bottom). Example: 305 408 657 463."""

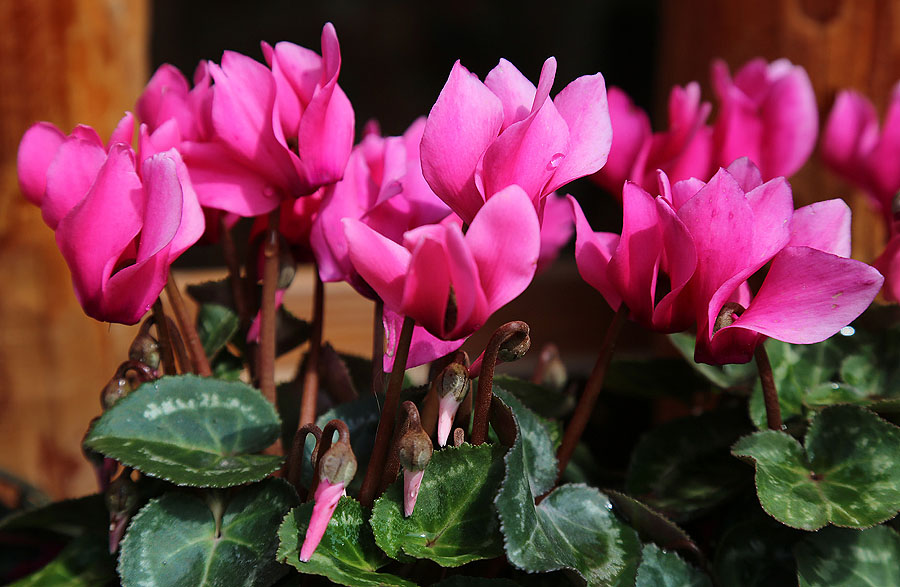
547 153 565 170
840 326 855 337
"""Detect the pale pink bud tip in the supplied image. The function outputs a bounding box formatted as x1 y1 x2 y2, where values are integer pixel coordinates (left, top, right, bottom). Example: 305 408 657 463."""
403 469 426 518
299 479 344 562
437 393 463 447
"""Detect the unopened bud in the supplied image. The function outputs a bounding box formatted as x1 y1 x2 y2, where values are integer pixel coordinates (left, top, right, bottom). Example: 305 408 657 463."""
713 302 747 334
398 426 433 472
128 332 160 370
436 362 469 401
498 328 531 362
101 377 133 411
318 442 357 486
105 472 139 516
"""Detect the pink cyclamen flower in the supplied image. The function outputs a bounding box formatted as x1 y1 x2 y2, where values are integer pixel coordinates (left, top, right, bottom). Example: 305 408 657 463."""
593 83 713 196
344 185 541 344
137 23 354 217
299 479 344 562
421 57 611 224
711 58 818 180
17 115 205 324
571 158 883 365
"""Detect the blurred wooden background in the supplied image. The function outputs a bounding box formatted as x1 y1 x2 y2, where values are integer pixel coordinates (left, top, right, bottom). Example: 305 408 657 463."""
1 0 898 500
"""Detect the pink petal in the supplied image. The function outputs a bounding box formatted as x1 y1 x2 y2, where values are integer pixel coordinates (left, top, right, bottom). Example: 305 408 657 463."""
42 135 108 229
569 195 622 309
179 141 281 216
480 94 569 203
17 122 65 206
136 64 193 133
724 157 763 192
299 479 344 562
437 393 463 447
382 310 464 371
246 289 286 343
484 58 536 130
821 90 879 189
442 224 489 338
465 185 540 311
421 61 503 224
592 87 651 196
789 199 852 258
403 469 426 518
536 192 574 273
718 246 883 345
743 176 794 268
758 64 818 179
874 233 900 303
608 182 664 327
651 197 697 332
401 234 452 337
545 72 612 194
343 218 411 311
55 145 143 322
868 82 900 211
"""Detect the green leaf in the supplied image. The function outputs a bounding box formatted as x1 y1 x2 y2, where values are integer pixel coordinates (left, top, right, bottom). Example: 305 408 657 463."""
605 357 713 401
118 479 297 587
493 392 640 584
713 515 801 587
211 348 245 381
492 375 574 418
635 544 711 587
0 494 107 537
605 490 705 566
371 443 506 566
197 303 240 360
10 535 115 586
277 497 414 587
732 405 900 530
84 375 282 487
626 409 753 521
433 578 519 587
795 525 900 586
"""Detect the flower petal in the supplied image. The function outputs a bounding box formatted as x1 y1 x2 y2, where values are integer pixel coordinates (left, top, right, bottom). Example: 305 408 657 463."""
42 135 108 229
484 58 536 130
343 218 411 311
17 122 65 206
569 195 622 309
789 199 852 258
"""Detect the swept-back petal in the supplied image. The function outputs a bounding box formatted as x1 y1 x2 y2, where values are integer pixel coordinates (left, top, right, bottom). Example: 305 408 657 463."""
484 58 536 130
17 122 65 206
343 218 411 311
759 65 818 179
569 195 622 309
421 61 503 223
592 87 651 196
42 136 107 229
401 234 452 337
789 199 851 258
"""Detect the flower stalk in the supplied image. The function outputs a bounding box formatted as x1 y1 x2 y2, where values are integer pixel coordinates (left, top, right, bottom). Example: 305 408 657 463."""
258 208 281 407
300 269 325 426
755 344 783 431
151 300 177 375
471 321 531 445
165 273 212 376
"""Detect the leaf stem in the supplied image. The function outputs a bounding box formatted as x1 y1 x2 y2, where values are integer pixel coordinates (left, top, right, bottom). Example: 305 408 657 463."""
555 303 628 481
151 299 177 375
358 314 415 508
299 269 325 426
165 273 212 376
755 343 783 431
471 321 531 445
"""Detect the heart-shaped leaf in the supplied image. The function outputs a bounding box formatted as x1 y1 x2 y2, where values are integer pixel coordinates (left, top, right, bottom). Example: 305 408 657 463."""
635 544 711 587
118 479 297 587
10 534 115 586
371 443 506 566
794 525 900 586
0 494 107 537
197 303 240 360
493 392 641 585
626 409 753 521
732 405 900 530
277 497 414 587
713 514 801 587
84 375 282 487
492 375 574 418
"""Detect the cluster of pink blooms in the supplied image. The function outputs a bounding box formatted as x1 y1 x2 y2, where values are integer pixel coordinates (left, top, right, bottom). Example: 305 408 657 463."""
17 23 887 371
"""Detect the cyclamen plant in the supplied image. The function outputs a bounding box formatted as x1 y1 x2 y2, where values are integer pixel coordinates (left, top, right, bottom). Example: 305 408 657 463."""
7 21 900 587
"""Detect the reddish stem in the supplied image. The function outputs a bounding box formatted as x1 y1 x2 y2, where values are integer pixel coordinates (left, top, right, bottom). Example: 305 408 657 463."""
300 269 325 426
555 303 628 481
471 321 530 445
165 273 212 376
219 215 251 331
372 298 385 397
151 300 177 375
165 317 191 375
755 344 783 431
258 209 280 406
358 315 415 508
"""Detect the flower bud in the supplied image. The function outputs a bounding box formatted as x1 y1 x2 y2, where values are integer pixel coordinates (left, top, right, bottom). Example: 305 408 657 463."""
436 361 469 401
318 441 357 487
106 471 139 553
397 426 433 473
713 302 747 334
101 376 132 411
128 332 160 371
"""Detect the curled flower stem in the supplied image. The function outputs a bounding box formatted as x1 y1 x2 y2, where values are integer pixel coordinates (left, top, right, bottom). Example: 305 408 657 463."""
358 315 415 508
310 419 354 497
219 215 251 332
165 273 212 376
300 269 325 426
372 298 385 397
471 321 531 445
151 300 177 375
555 303 628 482
755 344 783 431
259 209 280 408
286 423 322 501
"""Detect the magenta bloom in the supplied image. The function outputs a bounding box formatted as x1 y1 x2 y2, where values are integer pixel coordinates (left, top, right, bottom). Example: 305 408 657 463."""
344 185 540 343
711 58 818 180
299 479 344 563
421 57 611 224
137 23 354 216
571 159 883 365
18 116 204 324
594 83 713 196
